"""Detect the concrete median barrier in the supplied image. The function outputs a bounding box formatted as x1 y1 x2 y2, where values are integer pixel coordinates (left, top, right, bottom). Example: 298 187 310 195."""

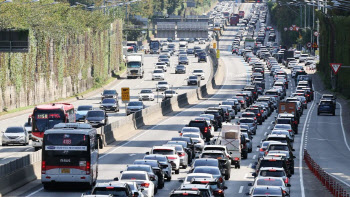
0 45 226 196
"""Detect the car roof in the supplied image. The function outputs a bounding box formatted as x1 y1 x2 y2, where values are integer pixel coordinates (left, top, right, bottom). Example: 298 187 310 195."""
180 184 210 189
94 181 127 188
152 146 176 150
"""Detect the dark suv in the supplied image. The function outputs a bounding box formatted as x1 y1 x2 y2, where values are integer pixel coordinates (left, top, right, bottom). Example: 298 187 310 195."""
198 52 207 62
255 156 291 176
243 85 258 100
245 108 263 124
187 119 213 142
204 110 223 128
85 110 108 128
317 100 335 116
101 89 118 101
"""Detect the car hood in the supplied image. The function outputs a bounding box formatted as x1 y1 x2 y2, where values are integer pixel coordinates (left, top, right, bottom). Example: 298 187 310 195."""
140 93 153 96
101 103 116 107
4 133 25 137
157 84 168 87
86 117 105 121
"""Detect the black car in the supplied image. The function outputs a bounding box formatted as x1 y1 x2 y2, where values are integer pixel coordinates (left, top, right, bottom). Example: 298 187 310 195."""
245 107 263 124
187 75 200 86
187 119 212 142
175 65 186 74
100 98 119 112
85 110 108 128
317 99 335 116
255 156 291 176
207 107 225 121
199 151 231 180
143 155 172 181
204 110 223 128
198 52 207 62
171 136 196 159
101 89 118 101
321 94 336 108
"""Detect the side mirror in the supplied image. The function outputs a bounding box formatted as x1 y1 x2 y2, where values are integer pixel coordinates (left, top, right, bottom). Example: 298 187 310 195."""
145 152 150 155
185 124 189 127
257 145 260 148
252 172 257 177
287 183 291 187
248 183 253 186
113 177 119 181
120 171 123 173
178 131 181 133
293 156 296 158
178 179 184 183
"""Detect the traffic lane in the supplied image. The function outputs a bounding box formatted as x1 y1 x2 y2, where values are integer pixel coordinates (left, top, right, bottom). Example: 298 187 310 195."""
306 97 350 186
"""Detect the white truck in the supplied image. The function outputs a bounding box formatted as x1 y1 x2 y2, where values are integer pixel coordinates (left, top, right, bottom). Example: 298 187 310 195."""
126 53 144 79
215 123 241 169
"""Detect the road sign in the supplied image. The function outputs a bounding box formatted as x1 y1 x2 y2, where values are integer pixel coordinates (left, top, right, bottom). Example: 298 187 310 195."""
314 31 319 37
307 42 312 48
284 27 288 31
213 42 217 49
296 27 300 31
292 24 296 28
289 27 293 31
312 42 318 48
216 49 220 59
121 87 130 103
330 63 342 75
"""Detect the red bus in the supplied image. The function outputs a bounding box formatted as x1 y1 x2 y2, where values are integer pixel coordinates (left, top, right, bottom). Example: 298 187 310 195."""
230 14 240 26
31 103 75 150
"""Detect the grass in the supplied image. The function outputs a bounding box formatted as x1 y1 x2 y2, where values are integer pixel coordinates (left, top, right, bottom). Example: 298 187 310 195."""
0 63 127 117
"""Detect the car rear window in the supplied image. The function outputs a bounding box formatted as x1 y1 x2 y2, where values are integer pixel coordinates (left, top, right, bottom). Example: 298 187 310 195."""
201 153 224 159
260 160 284 168
189 121 206 127
256 179 283 186
194 160 218 167
121 173 146 180
153 149 175 155
92 187 128 196
276 119 290 124
269 145 289 151
260 170 285 177
240 119 254 123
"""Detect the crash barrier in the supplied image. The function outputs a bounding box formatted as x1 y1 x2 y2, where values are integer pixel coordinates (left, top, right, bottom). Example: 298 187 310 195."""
0 150 42 195
304 149 350 197
0 46 225 196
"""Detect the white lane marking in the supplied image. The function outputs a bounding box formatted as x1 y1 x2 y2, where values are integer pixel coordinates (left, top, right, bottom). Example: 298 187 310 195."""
25 187 43 197
256 148 259 152
244 173 249 179
239 186 244 193
299 98 316 197
264 132 267 136
252 155 256 160
267 126 270 130
338 102 350 152
129 153 136 156
248 163 252 168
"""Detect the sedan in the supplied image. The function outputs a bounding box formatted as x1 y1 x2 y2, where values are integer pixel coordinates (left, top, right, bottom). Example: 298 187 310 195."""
175 65 186 74
139 89 155 101
1 126 29 146
193 166 225 188
117 171 156 196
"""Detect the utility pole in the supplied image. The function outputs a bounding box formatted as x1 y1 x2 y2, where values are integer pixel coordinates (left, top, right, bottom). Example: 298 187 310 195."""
304 5 306 29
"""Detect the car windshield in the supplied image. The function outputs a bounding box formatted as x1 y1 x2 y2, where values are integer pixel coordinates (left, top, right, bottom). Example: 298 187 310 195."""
103 90 116 95
154 70 163 73
182 128 200 132
5 127 24 133
127 166 151 172
253 187 281 195
144 156 167 162
102 99 115 104
276 119 290 124
77 106 92 111
188 121 206 127
153 149 174 155
193 70 203 73
320 101 332 105
179 56 187 60
274 125 291 130
201 153 224 159
158 82 168 85
183 133 200 138
242 113 255 118
261 160 284 168
92 187 128 196
189 76 198 80
141 90 152 93
193 168 220 175
177 66 185 69
128 102 142 106
186 175 211 182
256 179 283 186
165 90 175 94
87 111 104 117
134 160 158 167
121 173 146 180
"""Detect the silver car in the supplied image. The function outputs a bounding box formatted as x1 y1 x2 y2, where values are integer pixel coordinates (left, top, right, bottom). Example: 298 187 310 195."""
238 118 257 135
126 101 145 115
166 144 189 168
2 126 29 146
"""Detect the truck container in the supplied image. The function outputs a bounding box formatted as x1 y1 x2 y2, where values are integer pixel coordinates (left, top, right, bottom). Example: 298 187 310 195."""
230 14 240 26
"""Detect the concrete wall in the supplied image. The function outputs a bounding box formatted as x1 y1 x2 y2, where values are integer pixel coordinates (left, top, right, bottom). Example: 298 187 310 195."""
0 49 224 196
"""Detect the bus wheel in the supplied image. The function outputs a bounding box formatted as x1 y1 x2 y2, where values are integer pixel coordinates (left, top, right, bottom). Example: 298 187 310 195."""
34 147 40 151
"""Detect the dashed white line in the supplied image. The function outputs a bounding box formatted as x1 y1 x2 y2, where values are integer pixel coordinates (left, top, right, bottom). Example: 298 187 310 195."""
244 173 249 179
267 126 271 130
252 155 256 160
256 148 259 152
239 186 244 193
264 132 267 136
248 163 252 168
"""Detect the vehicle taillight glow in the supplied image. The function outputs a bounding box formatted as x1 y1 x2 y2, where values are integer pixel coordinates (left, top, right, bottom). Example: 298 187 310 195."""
226 113 229 116
219 177 223 183
42 161 46 174
259 148 264 152
261 110 264 113
293 121 298 124
217 189 223 193
204 127 208 133
254 117 256 120
178 152 185 157
167 156 176 160
86 161 90 175
288 129 292 133
285 178 289 184
234 157 240 161
141 183 150 188
258 113 261 116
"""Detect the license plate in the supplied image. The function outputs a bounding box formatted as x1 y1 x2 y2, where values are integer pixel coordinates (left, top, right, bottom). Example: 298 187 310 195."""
61 169 70 174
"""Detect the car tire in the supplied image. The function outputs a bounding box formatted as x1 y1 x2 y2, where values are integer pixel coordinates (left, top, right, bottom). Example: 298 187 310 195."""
167 176 172 181
317 111 320 116
175 169 180 174
2 144 6 146
248 148 252 153
333 112 335 116
225 174 229 180
243 152 248 159
182 165 187 169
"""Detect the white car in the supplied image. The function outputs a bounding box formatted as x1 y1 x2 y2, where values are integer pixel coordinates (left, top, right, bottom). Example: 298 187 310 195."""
192 69 205 80
118 171 155 197
147 146 180 174
154 62 167 72
162 90 178 100
152 69 165 80
199 39 206 44
156 81 169 91
2 126 29 146
182 132 205 153
139 89 155 101
287 60 298 69
299 53 309 62
183 173 213 184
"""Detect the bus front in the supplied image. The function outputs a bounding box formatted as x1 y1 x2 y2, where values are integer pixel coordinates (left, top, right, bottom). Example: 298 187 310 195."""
32 107 65 150
42 132 94 188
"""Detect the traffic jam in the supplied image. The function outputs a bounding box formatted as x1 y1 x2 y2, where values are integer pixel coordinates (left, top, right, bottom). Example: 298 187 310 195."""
1 1 340 197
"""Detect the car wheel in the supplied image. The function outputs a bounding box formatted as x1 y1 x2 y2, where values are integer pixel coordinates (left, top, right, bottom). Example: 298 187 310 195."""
333 112 335 116
317 111 320 116
167 176 172 181
248 148 252 153
182 165 187 169
2 143 6 146
175 169 180 174
225 174 229 180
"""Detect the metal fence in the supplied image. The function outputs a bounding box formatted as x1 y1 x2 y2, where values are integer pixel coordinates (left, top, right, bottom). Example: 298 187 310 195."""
304 149 350 197
156 22 176 38
177 22 208 38
0 41 29 52
0 150 41 178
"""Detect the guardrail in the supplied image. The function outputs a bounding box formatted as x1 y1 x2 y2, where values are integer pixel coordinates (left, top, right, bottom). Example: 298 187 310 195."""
304 149 350 197
0 150 41 177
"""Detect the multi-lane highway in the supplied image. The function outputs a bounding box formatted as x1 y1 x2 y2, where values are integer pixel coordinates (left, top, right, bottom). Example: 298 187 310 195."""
0 41 212 165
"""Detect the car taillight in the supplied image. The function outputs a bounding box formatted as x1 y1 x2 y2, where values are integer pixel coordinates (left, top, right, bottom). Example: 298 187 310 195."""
178 152 185 157
285 178 289 184
86 161 90 175
240 100 244 103
259 148 264 152
225 113 229 116
253 92 256 94
219 177 223 183
141 183 150 188
234 157 240 161
42 161 46 174
307 94 309 97
261 110 264 113
216 189 223 194
204 127 208 133
288 129 292 133
179 133 183 136
167 156 177 160
258 113 261 116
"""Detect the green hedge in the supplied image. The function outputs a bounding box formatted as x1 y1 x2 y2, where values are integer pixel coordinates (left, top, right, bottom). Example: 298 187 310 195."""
0 0 123 108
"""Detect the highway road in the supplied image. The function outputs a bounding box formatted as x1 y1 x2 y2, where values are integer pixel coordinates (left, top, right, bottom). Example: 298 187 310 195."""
0 40 212 165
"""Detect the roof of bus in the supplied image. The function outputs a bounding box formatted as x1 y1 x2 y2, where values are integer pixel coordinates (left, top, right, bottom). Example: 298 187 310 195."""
44 128 96 135
35 103 74 111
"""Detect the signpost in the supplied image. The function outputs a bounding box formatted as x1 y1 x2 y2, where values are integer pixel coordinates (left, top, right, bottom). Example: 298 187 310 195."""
121 87 130 112
284 27 288 31
312 42 318 48
307 42 312 48
289 27 293 31
330 63 342 75
216 49 220 59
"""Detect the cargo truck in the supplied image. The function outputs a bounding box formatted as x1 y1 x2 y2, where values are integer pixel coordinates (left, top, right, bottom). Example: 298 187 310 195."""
278 102 300 121
215 123 242 169
149 40 160 54
230 14 240 26
244 38 255 50
126 53 144 79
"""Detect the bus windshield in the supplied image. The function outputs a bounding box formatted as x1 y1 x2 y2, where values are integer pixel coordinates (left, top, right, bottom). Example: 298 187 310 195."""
150 41 160 49
34 110 64 132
